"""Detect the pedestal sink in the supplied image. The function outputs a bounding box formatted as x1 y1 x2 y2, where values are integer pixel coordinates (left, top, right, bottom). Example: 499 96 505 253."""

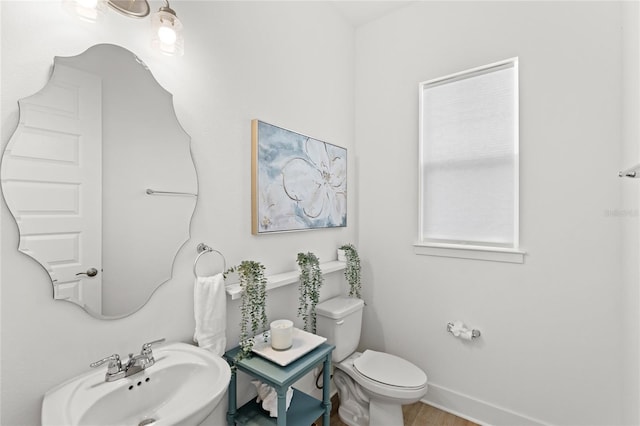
42 342 231 426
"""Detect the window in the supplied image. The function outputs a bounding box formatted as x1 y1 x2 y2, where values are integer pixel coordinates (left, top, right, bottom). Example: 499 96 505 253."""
416 58 524 263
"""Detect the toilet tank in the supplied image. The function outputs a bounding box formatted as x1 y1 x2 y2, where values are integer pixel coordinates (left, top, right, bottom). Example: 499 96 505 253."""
316 296 364 362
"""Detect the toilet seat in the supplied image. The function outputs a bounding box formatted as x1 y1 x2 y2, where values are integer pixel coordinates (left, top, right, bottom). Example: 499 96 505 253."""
353 350 427 389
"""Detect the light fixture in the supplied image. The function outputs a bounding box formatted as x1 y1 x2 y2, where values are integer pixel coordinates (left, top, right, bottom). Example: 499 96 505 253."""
63 0 107 23
107 0 150 18
151 1 184 56
64 0 184 57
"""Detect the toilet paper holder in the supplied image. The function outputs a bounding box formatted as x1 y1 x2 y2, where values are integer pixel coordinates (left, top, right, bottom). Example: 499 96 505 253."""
446 322 481 339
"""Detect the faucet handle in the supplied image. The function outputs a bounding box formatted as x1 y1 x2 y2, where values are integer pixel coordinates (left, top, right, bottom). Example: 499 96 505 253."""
90 354 122 374
141 338 165 355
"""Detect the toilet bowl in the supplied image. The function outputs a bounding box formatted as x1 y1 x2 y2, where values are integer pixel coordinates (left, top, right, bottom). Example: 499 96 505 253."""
335 351 428 426
348 350 427 402
316 296 428 426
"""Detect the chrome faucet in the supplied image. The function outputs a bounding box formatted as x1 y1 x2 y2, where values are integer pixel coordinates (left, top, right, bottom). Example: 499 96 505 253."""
90 338 165 382
90 354 124 381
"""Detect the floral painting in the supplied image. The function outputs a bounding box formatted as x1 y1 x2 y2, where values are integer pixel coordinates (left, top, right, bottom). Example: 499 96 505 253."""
252 120 347 234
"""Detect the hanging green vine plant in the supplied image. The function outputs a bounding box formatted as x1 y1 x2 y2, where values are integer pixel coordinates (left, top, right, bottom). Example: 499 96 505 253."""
225 260 268 360
340 244 362 299
297 252 324 334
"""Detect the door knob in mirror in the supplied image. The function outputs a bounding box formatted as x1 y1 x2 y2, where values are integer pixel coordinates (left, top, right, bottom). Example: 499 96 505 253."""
76 268 99 277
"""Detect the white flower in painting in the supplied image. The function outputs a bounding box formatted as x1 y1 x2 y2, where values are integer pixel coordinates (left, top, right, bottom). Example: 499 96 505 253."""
281 138 346 225
258 182 305 231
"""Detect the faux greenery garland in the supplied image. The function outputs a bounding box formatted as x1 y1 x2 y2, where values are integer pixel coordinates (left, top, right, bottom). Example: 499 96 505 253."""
297 252 324 334
340 244 362 299
225 260 268 358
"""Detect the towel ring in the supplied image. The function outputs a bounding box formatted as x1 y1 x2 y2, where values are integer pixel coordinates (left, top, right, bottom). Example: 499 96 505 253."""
193 243 227 277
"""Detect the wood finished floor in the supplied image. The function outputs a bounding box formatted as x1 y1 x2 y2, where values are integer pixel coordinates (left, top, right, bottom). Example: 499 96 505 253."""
315 395 479 426
400 402 479 426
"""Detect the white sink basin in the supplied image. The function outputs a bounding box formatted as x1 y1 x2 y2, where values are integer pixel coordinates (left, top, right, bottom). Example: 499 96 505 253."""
42 342 231 426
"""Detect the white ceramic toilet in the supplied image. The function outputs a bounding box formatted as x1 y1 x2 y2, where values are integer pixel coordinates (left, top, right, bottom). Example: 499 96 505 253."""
316 296 428 426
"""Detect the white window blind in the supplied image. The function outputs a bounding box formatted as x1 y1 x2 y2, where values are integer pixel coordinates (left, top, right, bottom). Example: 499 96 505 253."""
419 59 519 249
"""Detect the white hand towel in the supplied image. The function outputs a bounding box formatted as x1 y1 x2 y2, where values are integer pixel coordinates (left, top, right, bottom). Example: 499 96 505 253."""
193 273 227 356
252 380 294 417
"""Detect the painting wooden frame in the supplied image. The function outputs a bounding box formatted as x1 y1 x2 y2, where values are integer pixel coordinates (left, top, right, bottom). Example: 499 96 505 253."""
251 120 347 234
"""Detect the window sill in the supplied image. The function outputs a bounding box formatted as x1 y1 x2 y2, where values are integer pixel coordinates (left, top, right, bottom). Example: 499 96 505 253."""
414 242 525 264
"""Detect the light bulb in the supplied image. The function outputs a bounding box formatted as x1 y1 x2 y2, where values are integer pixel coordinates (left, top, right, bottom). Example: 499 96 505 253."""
157 25 177 45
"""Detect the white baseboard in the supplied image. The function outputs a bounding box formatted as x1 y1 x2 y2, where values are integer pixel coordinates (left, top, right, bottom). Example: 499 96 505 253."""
422 383 550 426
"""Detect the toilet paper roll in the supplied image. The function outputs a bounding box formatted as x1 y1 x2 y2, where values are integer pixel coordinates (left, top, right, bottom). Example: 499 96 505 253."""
450 321 465 337
458 330 473 340
448 321 477 340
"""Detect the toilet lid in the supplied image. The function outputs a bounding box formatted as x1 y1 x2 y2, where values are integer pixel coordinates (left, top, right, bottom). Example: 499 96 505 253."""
353 350 427 388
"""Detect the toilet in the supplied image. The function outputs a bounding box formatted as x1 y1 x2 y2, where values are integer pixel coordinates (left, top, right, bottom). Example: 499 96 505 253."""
316 296 428 426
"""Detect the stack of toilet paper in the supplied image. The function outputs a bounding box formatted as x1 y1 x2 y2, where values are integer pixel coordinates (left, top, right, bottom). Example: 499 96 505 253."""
251 380 294 417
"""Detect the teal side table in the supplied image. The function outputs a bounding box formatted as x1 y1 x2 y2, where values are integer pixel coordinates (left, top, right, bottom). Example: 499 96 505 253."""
224 343 335 426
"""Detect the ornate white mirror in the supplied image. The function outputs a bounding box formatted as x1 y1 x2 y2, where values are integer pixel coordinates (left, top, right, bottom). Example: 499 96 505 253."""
1 44 197 319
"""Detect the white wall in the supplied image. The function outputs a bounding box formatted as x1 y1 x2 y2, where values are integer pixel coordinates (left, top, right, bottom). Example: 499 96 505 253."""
621 2 640 424
355 2 633 425
0 2 355 424
2 2 637 425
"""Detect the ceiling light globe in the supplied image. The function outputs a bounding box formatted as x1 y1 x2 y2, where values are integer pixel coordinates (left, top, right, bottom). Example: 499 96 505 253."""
158 25 177 45
151 8 184 56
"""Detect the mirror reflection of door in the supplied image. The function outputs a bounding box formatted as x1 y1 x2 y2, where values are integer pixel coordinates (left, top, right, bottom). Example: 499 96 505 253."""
1 44 197 319
1 64 103 314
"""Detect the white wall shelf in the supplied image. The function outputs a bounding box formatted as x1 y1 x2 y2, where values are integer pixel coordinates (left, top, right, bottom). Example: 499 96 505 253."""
225 260 346 300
